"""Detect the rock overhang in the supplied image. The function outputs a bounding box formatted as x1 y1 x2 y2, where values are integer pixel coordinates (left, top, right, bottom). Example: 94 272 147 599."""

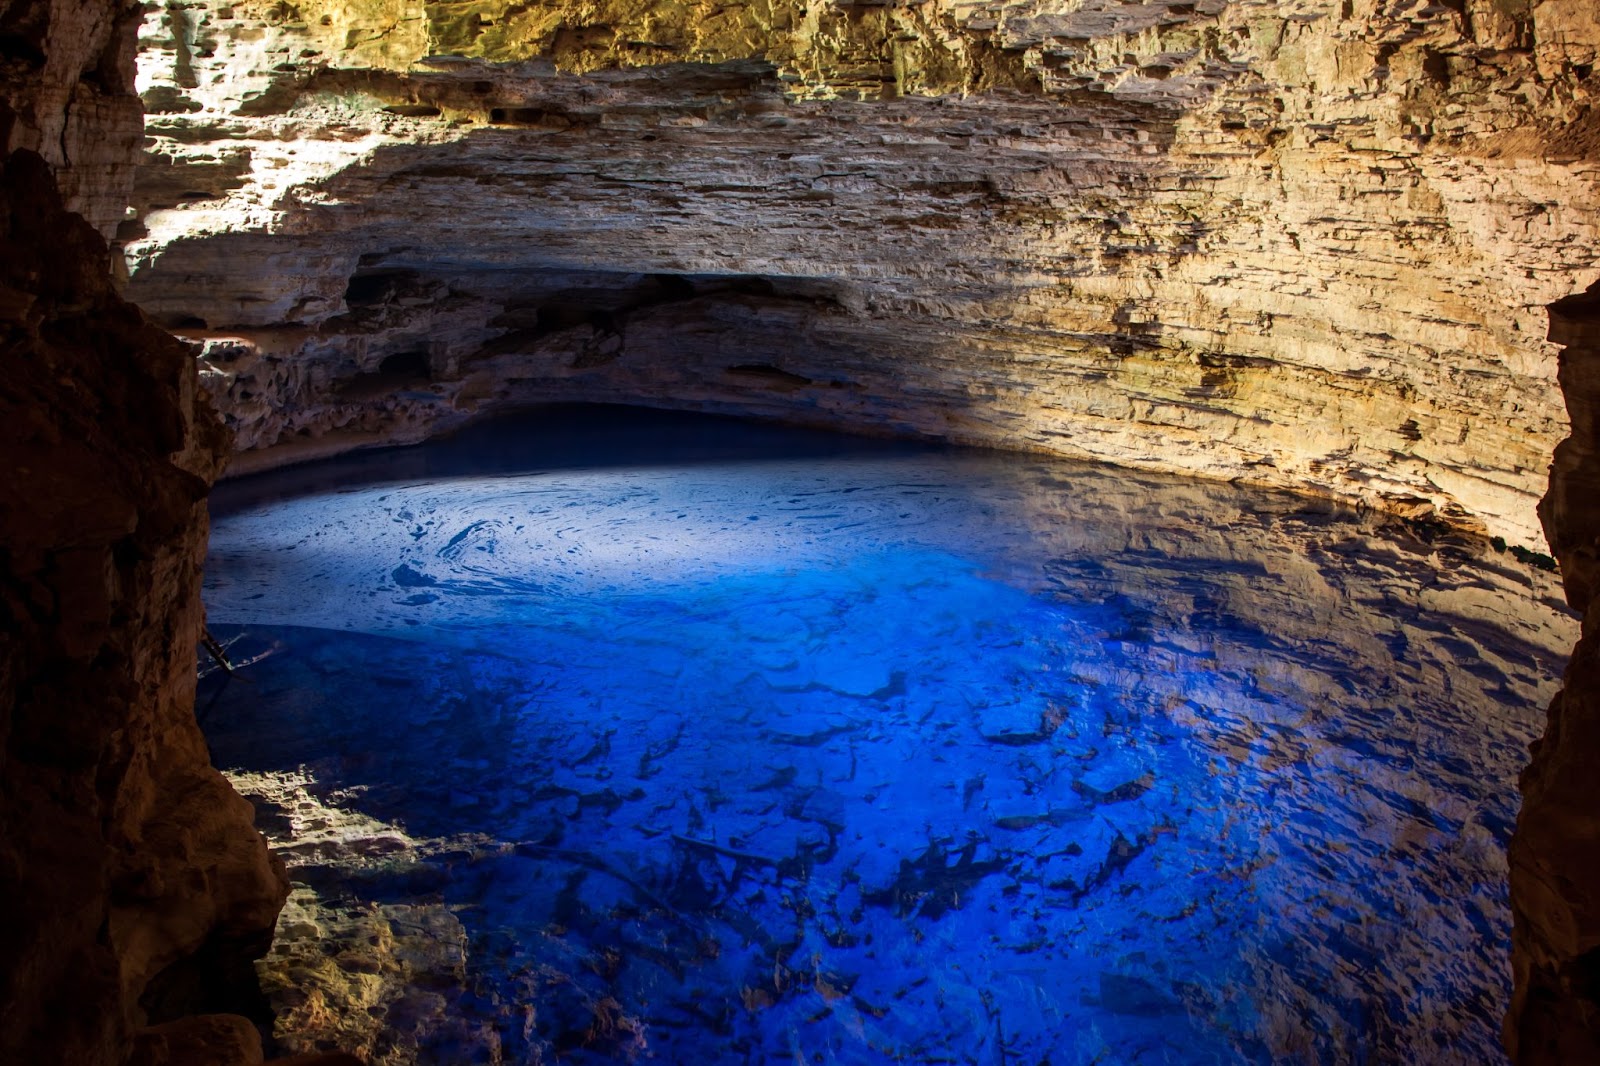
123 0 1600 550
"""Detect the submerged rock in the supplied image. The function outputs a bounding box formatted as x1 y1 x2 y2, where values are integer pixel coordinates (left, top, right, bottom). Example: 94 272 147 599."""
863 837 1010 920
1097 972 1185 1018
198 436 1578 1063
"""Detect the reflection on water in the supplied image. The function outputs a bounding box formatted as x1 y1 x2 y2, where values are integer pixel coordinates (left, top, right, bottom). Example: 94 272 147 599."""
201 407 1575 1065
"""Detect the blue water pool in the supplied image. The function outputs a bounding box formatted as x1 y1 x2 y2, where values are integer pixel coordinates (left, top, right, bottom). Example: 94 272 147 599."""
199 407 1575 1065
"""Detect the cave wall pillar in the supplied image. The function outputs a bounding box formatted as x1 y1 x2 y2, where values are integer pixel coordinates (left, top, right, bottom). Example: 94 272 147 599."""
1511 279 1600 1060
1 0 289 1061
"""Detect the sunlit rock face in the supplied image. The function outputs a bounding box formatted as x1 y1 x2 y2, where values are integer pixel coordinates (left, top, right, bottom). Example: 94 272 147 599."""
0 0 147 234
125 0 1600 552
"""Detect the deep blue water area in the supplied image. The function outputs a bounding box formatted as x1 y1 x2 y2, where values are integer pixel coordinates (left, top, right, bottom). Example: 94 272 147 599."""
200 407 1576 1066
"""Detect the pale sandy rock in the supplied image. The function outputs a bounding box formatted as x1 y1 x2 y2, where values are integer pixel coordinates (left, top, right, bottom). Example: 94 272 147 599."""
123 0 1600 553
1 0 147 233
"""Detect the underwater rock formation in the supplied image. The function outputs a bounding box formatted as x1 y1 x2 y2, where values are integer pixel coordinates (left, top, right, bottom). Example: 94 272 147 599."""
193 427 1576 1061
125 0 1600 551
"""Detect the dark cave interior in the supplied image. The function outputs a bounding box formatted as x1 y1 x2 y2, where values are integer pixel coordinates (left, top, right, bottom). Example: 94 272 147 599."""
6 0 1600 1063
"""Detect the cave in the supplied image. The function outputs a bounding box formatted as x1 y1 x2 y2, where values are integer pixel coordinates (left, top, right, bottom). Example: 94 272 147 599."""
4 1 1600 1064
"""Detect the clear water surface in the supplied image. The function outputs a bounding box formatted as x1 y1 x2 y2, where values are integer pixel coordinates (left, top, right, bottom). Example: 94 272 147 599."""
199 407 1575 1066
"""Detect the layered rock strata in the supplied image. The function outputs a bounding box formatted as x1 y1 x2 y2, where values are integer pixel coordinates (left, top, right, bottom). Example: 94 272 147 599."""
126 0 1600 552
2 0 1596 1061
0 0 148 234
0 3 290 1062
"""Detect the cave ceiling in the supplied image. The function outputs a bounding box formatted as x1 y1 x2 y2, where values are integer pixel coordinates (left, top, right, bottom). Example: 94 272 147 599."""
121 0 1600 548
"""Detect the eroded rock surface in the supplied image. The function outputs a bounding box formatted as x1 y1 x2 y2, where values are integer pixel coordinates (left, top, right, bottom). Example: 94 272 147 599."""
127 0 1600 551
227 771 505 1064
5 0 1598 1061
0 136 289 1065
0 0 149 234
1 4 289 1061
1512 279 1600 1062
119 7 1600 1056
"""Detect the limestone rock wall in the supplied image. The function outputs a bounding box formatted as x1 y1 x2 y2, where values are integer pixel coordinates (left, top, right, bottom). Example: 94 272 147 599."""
124 0 1600 551
0 0 149 234
0 3 289 1062
1512 278 1600 1061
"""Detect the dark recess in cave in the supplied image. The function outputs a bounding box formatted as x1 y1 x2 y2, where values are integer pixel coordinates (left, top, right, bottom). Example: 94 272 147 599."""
344 268 419 308
378 349 429 377
726 363 814 388
336 348 433 400
1509 275 1600 1063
